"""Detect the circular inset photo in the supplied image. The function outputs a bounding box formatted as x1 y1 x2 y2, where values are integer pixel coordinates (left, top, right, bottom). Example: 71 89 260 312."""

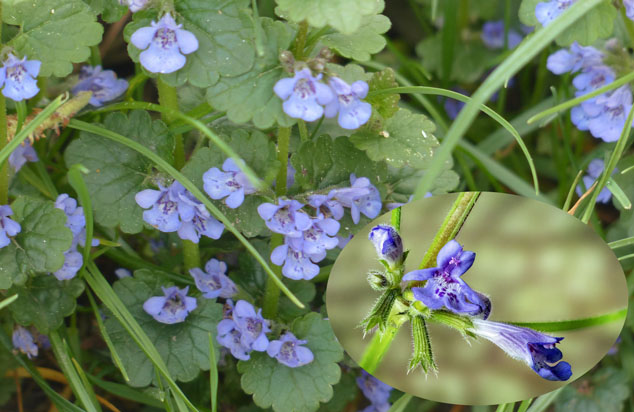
326 192 628 405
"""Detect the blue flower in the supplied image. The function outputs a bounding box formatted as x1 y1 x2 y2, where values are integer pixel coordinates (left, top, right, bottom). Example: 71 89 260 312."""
72 65 128 107
587 86 633 142
356 370 392 409
53 250 83 281
135 184 182 232
217 318 252 360
626 0 634 21
470 318 572 381
402 240 491 318
203 158 256 209
232 300 271 352
324 77 372 129
481 21 522 49
0 53 40 101
12 326 38 359
307 193 344 220
190 258 238 299
257 199 312 237
368 225 403 269
0 205 21 249
575 158 616 203
266 332 314 368
130 13 199 74
119 0 149 12
9 142 38 172
274 68 335 121
174 185 224 243
143 286 198 324
288 214 340 255
535 0 577 27
270 238 324 280
546 42 602 75
330 174 382 224
573 66 614 100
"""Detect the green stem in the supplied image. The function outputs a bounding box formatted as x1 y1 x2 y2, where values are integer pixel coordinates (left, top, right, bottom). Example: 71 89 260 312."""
506 307 627 332
292 21 309 60
359 316 404 373
390 206 401 231
263 126 291 318
298 119 309 142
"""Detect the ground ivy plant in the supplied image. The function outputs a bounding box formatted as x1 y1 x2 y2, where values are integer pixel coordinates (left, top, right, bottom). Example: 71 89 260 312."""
0 0 633 411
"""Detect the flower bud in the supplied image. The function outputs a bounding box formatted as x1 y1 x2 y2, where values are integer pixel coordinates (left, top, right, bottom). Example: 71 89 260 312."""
367 270 389 291
368 225 404 268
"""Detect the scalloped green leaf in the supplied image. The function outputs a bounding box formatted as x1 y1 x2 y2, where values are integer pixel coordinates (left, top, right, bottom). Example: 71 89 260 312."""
317 371 356 412
124 0 256 88
205 18 296 129
9 276 84 333
350 109 439 169
104 270 223 387
365 68 400 119
0 196 73 289
64 110 173 234
386 165 459 204
555 367 629 412
3 0 103 77
275 0 384 34
238 312 344 412
321 14 390 61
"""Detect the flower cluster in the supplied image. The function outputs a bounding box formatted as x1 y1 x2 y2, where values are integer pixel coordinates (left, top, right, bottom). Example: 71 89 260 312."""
0 53 41 101
203 158 256 209
535 0 577 27
0 205 21 249
274 68 372 130
259 174 381 280
53 194 99 280
143 286 198 324
135 181 224 243
575 158 617 203
217 300 314 367
9 142 38 172
72 65 128 107
356 370 393 412
547 42 631 142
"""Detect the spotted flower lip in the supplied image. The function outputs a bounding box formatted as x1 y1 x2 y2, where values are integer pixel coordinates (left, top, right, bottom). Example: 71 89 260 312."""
190 258 238 299
266 331 314 368
143 286 198 324
232 300 271 352
470 319 572 381
402 239 490 318
257 199 312 237
130 12 199 74
0 53 41 101
274 68 335 121
203 158 256 209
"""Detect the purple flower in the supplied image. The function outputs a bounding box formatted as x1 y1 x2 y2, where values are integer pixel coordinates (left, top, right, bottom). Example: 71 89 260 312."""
481 21 522 49
217 318 252 360
270 238 325 280
535 0 577 27
572 65 614 95
175 188 224 243
190 258 238 299
53 249 83 281
55 194 87 237
0 53 40 101
356 370 392 406
546 42 602 75
203 158 256 209
72 65 128 107
625 0 634 20
9 142 38 172
0 205 21 249
12 326 38 359
274 68 335 121
330 174 382 224
136 184 182 232
130 13 199 74
368 225 403 268
288 214 340 255
257 199 311 237
324 77 372 129
119 0 149 12
470 319 572 381
587 86 633 142
575 158 616 203
232 300 271 352
337 234 353 249
266 332 314 368
143 286 198 324
307 193 344 220
402 240 490 318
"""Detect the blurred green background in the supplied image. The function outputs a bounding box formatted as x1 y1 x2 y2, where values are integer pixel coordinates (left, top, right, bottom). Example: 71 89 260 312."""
326 192 627 405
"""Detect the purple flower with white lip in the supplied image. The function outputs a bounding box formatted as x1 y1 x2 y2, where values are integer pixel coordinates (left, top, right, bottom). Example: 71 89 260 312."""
257 199 312 237
289 214 340 255
12 326 38 359
9 142 38 172
625 0 634 20
575 158 616 203
324 77 372 129
143 286 197 324
119 0 149 12
470 318 572 381
217 318 252 360
190 258 237 299
0 205 21 249
72 65 128 107
130 13 199 74
587 85 633 142
481 21 522 49
274 68 335 121
546 42 602 75
402 240 490 318
535 0 577 27
203 158 256 209
368 225 403 269
307 193 344 220
271 238 325 280
356 370 392 406
330 174 382 224
135 184 182 232
266 332 314 367
232 300 271 352
0 53 40 101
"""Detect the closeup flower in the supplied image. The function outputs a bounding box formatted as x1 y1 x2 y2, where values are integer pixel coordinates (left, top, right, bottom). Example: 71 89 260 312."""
470 319 572 381
0 53 40 101
575 158 617 203
402 240 490 318
0 205 21 249
257 199 311 237
535 0 577 27
9 142 38 172
232 300 271 352
72 65 128 107
266 332 314 367
274 68 335 121
190 258 238 299
130 13 199 74
143 286 198 324
368 225 403 269
330 174 382 224
12 326 38 359
324 77 372 129
481 21 522 49
356 370 392 411
203 158 256 209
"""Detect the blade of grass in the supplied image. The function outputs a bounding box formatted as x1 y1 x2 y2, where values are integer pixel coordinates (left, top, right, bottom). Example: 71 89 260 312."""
86 374 162 408
606 177 632 210
388 394 413 412
0 293 18 311
518 398 533 412
562 170 584 211
68 164 94 264
526 388 564 412
608 237 634 249
208 333 218 412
